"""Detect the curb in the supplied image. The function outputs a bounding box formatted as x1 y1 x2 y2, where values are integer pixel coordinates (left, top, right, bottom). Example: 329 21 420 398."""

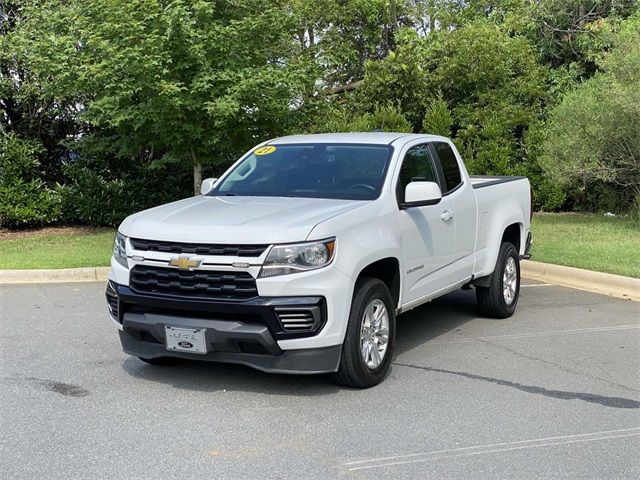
0 267 109 284
521 261 640 302
1 262 638 302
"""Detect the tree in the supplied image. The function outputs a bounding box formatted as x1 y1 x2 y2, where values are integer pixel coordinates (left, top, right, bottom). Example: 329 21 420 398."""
526 0 638 71
357 21 548 174
541 14 640 212
291 0 413 88
1 0 79 183
311 103 412 133
14 0 317 194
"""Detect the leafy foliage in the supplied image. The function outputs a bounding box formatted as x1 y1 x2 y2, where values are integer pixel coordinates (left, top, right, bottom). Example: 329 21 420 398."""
312 103 412 133
13 0 317 193
1 0 639 227
0 131 62 226
541 14 640 212
422 96 453 137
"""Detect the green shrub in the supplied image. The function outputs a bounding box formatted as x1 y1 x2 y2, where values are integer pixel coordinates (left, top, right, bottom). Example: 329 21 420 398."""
0 132 62 227
60 150 192 227
540 14 640 213
422 96 453 137
312 103 412 133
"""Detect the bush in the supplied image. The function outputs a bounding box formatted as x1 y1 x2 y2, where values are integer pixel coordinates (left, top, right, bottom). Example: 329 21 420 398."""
422 96 453 137
311 103 412 133
540 14 640 213
60 147 193 226
0 132 62 227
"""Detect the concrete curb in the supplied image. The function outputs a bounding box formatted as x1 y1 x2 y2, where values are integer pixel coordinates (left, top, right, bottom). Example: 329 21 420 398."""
0 267 109 284
521 260 640 302
1 262 638 303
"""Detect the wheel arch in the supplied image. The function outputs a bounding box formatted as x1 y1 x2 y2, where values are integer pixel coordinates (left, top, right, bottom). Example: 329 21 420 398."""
355 257 401 309
501 222 522 252
474 220 524 283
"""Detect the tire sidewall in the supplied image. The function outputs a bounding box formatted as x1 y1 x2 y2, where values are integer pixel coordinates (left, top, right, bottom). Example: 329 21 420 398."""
347 279 396 385
499 243 520 314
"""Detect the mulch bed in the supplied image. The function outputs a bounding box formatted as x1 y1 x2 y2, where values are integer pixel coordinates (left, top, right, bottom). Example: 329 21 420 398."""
0 226 113 241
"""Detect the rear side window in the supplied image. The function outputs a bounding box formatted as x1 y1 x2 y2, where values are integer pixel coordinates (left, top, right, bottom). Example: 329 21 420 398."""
396 144 438 203
433 142 462 193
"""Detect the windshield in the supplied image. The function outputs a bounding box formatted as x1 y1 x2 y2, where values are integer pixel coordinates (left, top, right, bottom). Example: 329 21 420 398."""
210 143 393 201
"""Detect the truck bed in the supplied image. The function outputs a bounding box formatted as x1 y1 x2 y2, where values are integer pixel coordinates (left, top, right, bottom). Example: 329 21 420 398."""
470 175 528 189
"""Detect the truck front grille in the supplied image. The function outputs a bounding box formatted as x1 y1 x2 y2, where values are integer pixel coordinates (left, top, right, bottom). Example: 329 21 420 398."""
129 265 258 300
130 238 268 257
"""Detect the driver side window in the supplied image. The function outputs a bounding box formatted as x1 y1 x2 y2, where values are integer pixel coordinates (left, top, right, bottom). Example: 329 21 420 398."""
396 144 439 203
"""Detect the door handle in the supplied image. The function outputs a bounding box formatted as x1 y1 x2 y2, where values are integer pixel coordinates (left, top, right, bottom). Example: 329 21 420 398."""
440 210 454 222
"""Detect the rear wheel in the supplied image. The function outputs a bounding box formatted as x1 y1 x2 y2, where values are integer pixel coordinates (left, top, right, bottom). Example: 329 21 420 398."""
476 242 520 318
334 278 396 388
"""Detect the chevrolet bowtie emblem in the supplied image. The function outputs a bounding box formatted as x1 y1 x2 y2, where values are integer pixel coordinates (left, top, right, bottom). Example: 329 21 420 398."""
168 255 202 270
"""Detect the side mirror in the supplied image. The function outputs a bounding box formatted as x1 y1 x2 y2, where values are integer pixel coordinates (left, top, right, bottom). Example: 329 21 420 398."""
402 181 442 209
200 178 218 195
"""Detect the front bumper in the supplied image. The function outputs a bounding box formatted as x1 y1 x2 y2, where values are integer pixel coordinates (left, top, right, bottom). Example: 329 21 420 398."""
109 257 355 349
119 314 341 374
108 283 342 374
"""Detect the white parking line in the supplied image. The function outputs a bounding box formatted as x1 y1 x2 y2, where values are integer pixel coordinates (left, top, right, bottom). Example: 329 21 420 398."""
427 324 640 344
344 427 640 471
521 283 553 287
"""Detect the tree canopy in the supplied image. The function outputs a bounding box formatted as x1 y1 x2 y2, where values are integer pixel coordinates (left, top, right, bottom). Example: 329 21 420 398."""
1 0 638 226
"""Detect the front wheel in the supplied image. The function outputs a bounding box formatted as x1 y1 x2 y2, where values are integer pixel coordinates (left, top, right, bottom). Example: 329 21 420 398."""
334 278 396 388
476 242 520 318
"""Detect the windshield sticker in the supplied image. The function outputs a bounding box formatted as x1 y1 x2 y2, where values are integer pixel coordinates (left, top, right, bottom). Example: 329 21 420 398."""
254 146 277 156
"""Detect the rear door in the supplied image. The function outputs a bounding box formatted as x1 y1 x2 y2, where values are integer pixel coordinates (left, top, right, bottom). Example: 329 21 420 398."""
396 142 456 304
430 142 477 283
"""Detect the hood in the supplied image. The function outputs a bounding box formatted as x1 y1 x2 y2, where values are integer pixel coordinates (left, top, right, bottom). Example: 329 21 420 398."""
119 195 364 244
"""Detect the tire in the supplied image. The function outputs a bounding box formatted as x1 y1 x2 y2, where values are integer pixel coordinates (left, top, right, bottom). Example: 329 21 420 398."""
476 242 520 318
138 356 180 366
334 277 396 388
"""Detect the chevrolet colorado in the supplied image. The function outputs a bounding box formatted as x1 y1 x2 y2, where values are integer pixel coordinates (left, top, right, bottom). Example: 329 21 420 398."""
106 133 532 387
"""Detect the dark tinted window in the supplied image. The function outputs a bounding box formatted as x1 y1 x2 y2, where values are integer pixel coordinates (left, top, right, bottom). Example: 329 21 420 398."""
396 144 438 203
433 142 462 192
212 144 392 200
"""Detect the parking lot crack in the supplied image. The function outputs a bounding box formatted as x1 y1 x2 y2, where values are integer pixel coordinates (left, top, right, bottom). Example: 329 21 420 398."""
392 362 640 409
425 321 640 395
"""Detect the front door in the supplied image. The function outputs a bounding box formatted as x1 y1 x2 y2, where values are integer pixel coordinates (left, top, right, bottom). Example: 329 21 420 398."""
397 142 455 305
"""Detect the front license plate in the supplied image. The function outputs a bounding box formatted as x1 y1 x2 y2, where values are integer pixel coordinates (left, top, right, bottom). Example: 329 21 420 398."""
165 326 207 354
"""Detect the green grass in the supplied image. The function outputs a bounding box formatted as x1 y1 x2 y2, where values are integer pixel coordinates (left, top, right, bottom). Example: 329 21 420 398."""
532 213 640 278
0 229 115 269
0 214 638 277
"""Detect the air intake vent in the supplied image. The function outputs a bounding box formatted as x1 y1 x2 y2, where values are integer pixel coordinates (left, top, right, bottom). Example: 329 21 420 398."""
105 281 120 321
275 308 318 332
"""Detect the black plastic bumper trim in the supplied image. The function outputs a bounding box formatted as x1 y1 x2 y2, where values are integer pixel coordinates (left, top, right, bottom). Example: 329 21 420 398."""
112 283 327 340
521 232 533 260
119 324 342 375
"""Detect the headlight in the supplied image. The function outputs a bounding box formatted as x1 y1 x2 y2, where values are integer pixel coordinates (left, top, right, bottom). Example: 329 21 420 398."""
259 238 336 278
113 232 128 269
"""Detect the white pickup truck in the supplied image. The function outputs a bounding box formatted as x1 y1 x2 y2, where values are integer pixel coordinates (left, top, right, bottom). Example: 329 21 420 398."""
107 133 532 387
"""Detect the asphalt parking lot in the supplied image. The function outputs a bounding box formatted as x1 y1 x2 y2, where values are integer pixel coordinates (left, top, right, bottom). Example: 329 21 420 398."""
1 280 639 479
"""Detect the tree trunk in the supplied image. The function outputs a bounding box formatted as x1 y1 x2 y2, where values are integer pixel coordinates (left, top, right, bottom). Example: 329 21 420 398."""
578 4 587 28
190 149 202 196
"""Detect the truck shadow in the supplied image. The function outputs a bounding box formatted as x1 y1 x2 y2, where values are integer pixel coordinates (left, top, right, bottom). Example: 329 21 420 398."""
121 289 481 395
394 288 481 357
121 355 342 396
